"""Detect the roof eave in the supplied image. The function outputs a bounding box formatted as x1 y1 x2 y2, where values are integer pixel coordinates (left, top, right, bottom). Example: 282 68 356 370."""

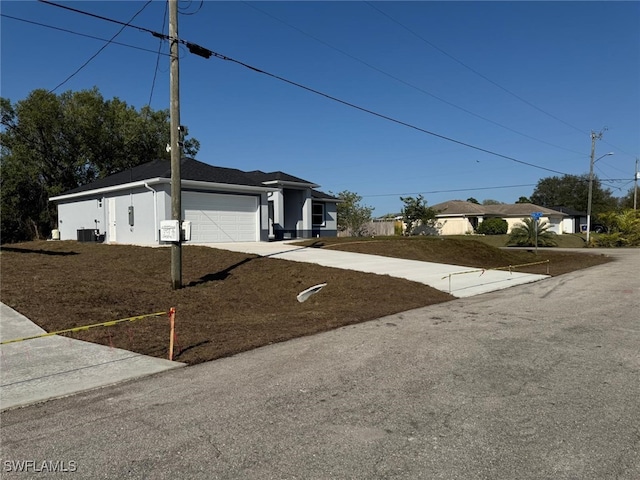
49 178 169 202
262 180 320 189
182 179 276 193
50 178 277 202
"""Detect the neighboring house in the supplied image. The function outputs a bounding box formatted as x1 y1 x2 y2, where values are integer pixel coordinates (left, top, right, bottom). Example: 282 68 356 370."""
431 200 567 235
49 158 339 245
548 206 587 234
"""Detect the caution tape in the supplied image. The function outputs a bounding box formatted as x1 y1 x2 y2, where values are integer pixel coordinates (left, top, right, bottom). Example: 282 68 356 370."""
441 269 485 280
0 311 167 346
441 260 550 280
492 260 550 272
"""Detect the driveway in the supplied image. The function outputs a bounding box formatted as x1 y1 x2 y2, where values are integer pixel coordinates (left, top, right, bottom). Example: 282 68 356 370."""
201 241 549 297
1 248 638 479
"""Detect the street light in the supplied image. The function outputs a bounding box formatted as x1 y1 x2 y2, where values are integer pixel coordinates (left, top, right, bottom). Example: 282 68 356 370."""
586 151 614 244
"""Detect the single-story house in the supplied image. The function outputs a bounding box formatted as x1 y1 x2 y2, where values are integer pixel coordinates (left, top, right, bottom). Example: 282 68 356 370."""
430 200 567 235
548 206 587 234
49 158 339 244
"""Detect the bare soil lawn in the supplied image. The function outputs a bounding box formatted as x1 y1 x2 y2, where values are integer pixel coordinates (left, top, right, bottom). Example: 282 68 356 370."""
0 238 610 364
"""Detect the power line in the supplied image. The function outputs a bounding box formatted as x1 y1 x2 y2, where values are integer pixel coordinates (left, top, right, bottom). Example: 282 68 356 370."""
36 0 570 176
365 2 589 137
179 0 204 16
210 51 570 176
148 1 169 107
361 183 537 198
47 1 154 93
243 2 584 157
0 13 168 57
38 0 160 37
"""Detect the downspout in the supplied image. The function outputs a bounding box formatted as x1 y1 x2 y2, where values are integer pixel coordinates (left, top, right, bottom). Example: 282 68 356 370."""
144 183 159 242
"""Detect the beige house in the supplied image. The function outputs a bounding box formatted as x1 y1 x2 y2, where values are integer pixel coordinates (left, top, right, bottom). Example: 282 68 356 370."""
431 201 567 235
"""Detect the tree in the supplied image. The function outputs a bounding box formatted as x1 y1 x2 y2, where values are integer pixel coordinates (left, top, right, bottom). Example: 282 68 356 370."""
515 196 531 204
466 197 480 204
1 88 200 242
335 190 374 237
530 174 617 214
593 209 640 247
400 195 438 235
508 217 557 247
618 187 637 209
482 199 504 205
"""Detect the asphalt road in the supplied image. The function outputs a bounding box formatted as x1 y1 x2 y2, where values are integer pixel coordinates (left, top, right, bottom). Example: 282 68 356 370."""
1 249 638 479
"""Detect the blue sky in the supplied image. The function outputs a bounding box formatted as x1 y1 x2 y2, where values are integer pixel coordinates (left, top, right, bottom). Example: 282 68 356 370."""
2 1 639 215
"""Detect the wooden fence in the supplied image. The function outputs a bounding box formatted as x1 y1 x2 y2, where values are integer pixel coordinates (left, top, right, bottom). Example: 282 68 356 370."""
337 220 399 237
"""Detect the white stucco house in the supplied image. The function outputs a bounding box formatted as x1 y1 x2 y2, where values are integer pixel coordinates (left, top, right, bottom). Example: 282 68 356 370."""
49 158 339 244
431 200 568 235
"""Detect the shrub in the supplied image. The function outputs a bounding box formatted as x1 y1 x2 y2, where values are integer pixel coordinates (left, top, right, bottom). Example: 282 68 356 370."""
476 218 508 235
508 217 557 247
594 233 630 247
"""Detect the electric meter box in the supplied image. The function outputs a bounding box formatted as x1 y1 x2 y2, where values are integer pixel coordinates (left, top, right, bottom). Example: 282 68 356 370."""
181 221 191 241
160 220 180 242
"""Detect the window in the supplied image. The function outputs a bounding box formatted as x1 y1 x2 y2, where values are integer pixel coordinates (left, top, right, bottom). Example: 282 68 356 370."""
312 203 325 226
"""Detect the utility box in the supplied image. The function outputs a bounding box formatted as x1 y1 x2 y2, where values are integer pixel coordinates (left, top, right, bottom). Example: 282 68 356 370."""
181 221 191 241
160 220 180 242
128 206 134 226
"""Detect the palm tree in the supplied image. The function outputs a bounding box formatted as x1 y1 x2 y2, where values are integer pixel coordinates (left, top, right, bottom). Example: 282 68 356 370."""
508 217 557 247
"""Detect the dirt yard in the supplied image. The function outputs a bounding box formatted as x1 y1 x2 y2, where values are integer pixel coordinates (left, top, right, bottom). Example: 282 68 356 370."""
0 238 610 364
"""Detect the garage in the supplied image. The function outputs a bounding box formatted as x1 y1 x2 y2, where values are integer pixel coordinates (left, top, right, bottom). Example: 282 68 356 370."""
183 191 259 243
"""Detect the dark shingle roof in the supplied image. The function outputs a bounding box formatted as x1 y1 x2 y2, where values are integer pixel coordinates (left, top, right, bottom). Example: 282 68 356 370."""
311 189 339 201
61 158 267 195
246 170 316 185
549 205 586 216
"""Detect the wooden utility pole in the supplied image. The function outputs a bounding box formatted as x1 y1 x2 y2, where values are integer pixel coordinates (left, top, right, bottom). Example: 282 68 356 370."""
169 0 182 289
634 158 638 210
586 131 598 245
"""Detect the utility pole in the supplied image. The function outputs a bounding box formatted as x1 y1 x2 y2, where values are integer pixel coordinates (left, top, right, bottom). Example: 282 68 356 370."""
586 131 598 245
169 0 182 289
634 158 638 210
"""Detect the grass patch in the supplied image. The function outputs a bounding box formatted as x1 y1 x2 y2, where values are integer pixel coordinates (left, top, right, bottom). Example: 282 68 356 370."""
1 239 610 364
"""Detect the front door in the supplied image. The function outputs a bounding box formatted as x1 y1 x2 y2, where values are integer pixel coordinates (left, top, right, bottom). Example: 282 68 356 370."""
108 197 117 242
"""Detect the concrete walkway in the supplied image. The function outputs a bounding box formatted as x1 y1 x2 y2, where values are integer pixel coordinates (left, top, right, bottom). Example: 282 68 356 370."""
204 241 549 298
0 303 185 411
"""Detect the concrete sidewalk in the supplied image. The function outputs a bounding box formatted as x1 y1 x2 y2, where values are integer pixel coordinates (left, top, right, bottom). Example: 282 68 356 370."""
0 303 185 411
204 241 549 298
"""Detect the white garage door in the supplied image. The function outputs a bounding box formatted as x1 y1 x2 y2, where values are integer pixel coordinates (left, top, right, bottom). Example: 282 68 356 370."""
183 192 258 243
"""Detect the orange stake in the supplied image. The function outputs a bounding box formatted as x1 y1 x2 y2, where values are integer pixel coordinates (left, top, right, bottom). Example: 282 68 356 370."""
169 307 176 361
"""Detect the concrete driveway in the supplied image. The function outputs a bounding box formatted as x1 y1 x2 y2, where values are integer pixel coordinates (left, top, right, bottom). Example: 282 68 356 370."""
1 248 638 479
201 241 550 297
